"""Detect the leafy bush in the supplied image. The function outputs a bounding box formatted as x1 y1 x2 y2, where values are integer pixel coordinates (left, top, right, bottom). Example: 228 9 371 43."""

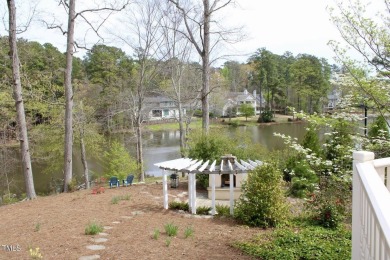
302 125 321 156
258 109 273 123
85 221 103 235
169 201 189 211
234 163 289 227
284 158 318 198
306 176 351 229
234 225 351 259
164 222 179 237
216 204 231 217
196 205 211 215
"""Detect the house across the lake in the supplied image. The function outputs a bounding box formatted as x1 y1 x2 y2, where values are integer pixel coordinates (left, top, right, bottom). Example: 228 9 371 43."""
144 96 185 121
221 89 266 117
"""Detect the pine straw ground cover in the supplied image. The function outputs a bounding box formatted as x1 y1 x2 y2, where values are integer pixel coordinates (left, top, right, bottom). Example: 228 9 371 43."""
0 182 261 260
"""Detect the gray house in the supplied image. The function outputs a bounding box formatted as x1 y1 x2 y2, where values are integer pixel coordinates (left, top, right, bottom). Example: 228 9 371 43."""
144 96 185 121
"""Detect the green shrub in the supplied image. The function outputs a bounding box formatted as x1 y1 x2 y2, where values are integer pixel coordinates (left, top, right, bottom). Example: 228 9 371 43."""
258 109 273 123
234 163 289 227
85 221 103 235
169 201 189 211
234 225 351 259
164 222 179 237
306 176 351 229
196 206 211 215
216 204 230 217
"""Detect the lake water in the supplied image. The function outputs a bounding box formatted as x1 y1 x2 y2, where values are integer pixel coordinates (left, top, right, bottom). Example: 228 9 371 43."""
2 122 307 195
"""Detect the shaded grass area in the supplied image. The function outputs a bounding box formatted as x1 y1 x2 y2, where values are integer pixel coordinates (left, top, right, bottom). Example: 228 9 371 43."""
233 220 351 260
144 114 294 131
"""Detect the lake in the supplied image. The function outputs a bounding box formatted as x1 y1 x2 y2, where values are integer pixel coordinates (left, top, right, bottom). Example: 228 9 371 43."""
2 122 307 195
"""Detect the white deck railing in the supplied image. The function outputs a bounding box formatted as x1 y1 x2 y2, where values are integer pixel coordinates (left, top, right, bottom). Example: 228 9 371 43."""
352 151 390 259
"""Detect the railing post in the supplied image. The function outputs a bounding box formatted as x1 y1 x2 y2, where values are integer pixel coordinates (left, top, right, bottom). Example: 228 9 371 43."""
352 151 375 260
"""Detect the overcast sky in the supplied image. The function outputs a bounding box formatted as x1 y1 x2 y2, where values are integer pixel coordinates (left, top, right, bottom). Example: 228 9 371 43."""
0 0 382 66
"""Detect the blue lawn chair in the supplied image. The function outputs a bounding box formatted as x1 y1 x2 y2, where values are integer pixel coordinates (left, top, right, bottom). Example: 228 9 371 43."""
109 177 120 188
123 175 134 187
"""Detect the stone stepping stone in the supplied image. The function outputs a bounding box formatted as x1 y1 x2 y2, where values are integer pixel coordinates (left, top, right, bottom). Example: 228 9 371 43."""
91 238 108 243
120 216 132 219
79 255 101 260
86 245 106 250
103 226 113 230
112 221 120 224
98 232 109 236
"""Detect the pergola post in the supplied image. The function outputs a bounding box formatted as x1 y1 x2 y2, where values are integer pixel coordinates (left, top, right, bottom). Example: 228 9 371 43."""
211 174 216 215
162 170 168 210
191 173 197 214
229 173 234 215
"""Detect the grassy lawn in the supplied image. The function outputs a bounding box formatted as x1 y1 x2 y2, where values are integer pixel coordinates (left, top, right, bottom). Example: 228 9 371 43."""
144 114 294 131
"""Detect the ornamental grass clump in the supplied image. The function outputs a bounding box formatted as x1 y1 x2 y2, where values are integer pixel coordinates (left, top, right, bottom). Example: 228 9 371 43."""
234 162 289 227
164 222 179 237
85 221 104 235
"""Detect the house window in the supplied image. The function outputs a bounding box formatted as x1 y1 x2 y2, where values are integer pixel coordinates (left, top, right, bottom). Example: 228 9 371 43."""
152 110 162 117
163 109 169 116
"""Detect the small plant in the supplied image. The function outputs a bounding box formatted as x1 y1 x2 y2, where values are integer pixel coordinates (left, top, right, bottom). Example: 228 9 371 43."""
196 205 211 215
169 201 189 211
34 222 41 232
29 247 43 259
111 194 131 204
165 238 171 247
152 229 160 240
164 222 179 237
85 221 103 235
111 196 120 204
184 226 194 238
216 204 230 217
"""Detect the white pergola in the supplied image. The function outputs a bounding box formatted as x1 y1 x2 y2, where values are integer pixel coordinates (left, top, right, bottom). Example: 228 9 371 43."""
154 155 262 215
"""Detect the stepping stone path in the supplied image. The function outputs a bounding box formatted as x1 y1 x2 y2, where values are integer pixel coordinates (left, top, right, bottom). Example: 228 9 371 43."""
79 210 144 260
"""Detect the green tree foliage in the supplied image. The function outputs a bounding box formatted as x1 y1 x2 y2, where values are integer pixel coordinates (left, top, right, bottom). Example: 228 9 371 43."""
234 163 289 227
365 115 390 157
302 124 321 156
324 119 354 175
290 54 331 114
187 130 267 188
284 156 318 198
368 115 389 139
103 141 138 181
238 103 255 121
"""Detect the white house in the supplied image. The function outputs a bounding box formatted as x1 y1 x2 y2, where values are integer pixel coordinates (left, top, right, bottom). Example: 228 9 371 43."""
222 89 266 116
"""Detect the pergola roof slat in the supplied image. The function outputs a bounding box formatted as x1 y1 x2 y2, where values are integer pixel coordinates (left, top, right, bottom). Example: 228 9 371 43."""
228 160 233 171
240 160 255 170
209 160 217 172
234 161 246 171
220 159 224 172
198 160 210 172
187 160 203 171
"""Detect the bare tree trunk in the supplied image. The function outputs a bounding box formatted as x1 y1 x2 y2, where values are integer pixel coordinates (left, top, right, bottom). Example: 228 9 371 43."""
136 117 144 182
63 0 75 192
7 0 36 199
202 0 210 133
178 103 186 157
79 129 89 189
